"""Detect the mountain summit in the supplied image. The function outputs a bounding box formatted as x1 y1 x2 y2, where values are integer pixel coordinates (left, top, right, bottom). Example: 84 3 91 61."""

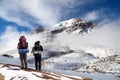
35 18 96 35
51 18 96 35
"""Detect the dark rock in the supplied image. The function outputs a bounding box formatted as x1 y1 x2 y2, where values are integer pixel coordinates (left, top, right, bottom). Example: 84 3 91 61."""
2 54 13 58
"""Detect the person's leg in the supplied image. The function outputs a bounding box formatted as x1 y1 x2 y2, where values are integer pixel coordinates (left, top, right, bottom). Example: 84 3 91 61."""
36 55 39 70
38 55 41 71
34 55 38 70
23 53 27 68
19 53 24 68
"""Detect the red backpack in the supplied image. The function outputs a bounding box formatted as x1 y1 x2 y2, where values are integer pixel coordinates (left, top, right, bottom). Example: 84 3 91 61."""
18 36 28 49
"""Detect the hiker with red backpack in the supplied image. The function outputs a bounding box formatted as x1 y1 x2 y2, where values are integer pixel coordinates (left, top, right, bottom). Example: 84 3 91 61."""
32 41 43 71
17 36 29 69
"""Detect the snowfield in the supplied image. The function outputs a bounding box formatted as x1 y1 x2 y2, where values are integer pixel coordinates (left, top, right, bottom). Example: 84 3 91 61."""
0 52 120 80
0 63 83 80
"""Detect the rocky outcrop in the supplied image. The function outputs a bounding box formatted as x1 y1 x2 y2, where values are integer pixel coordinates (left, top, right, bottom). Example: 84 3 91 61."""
51 18 96 35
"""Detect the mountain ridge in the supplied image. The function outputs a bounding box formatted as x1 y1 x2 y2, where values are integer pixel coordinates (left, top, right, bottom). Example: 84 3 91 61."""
35 18 96 35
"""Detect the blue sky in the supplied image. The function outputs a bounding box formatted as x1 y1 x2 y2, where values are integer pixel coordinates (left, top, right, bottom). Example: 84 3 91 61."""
0 0 120 34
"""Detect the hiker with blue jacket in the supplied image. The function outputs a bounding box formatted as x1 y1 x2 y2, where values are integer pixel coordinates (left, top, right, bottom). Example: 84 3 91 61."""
32 41 43 71
17 36 29 69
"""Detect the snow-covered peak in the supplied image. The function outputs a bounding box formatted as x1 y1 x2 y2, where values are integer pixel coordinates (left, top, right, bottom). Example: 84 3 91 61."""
53 18 84 29
51 18 95 34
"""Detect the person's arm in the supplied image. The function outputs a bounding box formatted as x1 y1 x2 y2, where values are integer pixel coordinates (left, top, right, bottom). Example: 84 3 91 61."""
17 43 20 49
32 47 34 52
26 42 28 48
40 45 43 51
31 47 35 54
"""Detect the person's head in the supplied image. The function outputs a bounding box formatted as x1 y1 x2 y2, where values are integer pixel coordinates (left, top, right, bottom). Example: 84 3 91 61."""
34 41 40 46
19 36 26 42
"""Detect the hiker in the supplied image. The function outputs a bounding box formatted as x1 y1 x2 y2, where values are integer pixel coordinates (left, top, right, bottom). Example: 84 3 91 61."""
17 36 29 69
32 41 43 71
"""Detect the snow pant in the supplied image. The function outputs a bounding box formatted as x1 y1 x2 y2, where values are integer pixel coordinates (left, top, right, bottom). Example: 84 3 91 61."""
34 54 41 71
19 53 27 68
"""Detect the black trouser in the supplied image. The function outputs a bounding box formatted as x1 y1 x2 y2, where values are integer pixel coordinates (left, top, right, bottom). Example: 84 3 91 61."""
19 53 27 68
34 54 41 71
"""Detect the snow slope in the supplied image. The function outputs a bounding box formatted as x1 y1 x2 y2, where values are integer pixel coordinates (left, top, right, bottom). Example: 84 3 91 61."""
77 55 120 73
0 50 120 80
43 52 97 70
0 63 83 80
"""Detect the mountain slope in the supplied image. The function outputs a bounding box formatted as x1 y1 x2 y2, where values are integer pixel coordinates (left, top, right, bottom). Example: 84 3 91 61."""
77 55 120 73
43 52 97 70
0 63 85 80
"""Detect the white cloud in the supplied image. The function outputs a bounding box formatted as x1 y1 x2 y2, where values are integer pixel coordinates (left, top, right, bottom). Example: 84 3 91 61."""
82 8 112 22
0 26 20 52
20 0 60 26
0 26 46 53
18 0 94 26
0 0 33 28
83 11 99 21
0 0 96 28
